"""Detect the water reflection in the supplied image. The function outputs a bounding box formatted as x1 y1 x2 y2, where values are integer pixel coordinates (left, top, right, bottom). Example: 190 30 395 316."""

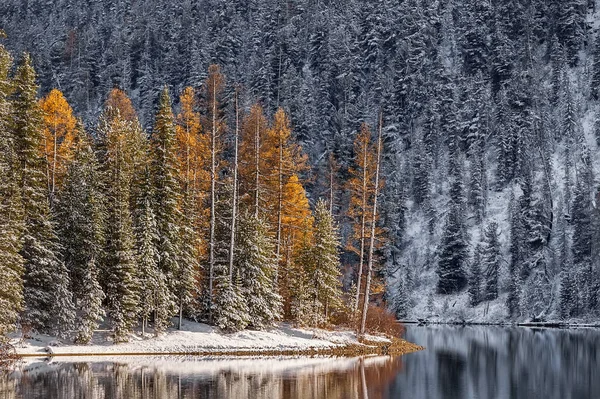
2 326 599 399
390 326 600 399
0 355 403 399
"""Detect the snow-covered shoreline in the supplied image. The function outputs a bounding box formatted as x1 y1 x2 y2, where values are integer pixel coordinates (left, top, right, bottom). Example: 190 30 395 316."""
10 320 402 357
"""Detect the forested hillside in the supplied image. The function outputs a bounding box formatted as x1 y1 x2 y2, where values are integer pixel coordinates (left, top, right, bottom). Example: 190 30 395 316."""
1 0 600 328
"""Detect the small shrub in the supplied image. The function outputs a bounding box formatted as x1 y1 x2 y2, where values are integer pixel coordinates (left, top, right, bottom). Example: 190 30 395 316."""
363 305 405 338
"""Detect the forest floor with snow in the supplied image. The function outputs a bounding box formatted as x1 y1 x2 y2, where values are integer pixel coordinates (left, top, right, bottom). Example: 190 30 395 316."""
9 319 422 358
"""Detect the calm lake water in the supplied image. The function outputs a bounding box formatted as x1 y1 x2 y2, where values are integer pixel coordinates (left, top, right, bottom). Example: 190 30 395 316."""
1 326 599 399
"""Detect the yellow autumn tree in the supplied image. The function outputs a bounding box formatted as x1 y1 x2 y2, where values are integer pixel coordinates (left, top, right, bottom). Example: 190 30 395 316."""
346 123 384 314
176 86 209 260
263 108 309 262
39 88 77 203
280 174 313 317
239 103 269 217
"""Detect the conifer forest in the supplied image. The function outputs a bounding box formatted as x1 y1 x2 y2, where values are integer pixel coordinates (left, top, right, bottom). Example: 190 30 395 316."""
1 0 600 343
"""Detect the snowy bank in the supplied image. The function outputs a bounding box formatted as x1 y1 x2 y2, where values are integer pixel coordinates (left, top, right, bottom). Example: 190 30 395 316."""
10 320 421 357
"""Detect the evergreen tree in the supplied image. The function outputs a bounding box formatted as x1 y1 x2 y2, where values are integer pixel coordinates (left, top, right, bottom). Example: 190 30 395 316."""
559 263 575 320
150 87 181 318
482 222 501 301
0 42 24 338
468 245 483 307
12 54 74 336
98 90 142 342
307 200 343 323
591 35 600 100
437 150 468 295
213 271 249 333
135 167 172 336
236 212 282 329
437 205 469 295
56 126 105 343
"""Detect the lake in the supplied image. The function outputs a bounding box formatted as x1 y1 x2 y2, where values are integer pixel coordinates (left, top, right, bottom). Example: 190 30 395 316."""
1 325 598 398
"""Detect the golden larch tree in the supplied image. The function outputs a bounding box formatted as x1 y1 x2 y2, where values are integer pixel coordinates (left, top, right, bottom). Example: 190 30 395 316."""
176 86 209 261
346 123 382 313
239 103 269 217
39 88 77 203
280 173 313 317
263 108 309 267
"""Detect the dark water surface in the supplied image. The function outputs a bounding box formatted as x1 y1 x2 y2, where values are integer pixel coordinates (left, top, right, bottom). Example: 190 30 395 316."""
1 326 598 398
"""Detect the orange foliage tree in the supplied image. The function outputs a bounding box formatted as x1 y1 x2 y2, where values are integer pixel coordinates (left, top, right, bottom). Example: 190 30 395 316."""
39 89 77 203
176 86 209 261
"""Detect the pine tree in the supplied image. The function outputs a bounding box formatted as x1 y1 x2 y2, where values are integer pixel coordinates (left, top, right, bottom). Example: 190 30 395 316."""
56 126 105 343
98 90 142 342
0 43 24 338
150 87 181 321
213 271 249 333
437 206 469 295
308 200 343 323
135 166 172 336
482 222 501 301
39 88 77 206
12 54 75 336
437 144 468 295
236 212 282 329
559 262 575 320
468 245 483 307
591 35 600 100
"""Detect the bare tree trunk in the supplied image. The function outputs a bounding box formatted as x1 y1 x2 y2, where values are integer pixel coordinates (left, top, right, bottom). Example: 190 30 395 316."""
228 89 239 282
360 113 383 335
353 142 369 312
208 80 217 322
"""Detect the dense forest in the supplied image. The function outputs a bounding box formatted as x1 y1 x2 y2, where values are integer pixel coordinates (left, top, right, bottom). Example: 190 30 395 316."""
1 0 600 338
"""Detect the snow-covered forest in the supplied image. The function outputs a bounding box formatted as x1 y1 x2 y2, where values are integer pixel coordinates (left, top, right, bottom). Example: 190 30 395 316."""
1 0 600 340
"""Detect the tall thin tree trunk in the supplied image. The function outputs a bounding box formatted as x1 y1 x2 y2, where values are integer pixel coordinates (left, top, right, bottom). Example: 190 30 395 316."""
360 113 383 335
51 127 57 204
353 141 369 312
275 135 283 282
229 89 239 282
208 80 217 322
254 114 260 218
329 156 335 215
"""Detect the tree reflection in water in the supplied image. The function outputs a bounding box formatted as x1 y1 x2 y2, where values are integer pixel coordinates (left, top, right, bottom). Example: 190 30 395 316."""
0 355 403 399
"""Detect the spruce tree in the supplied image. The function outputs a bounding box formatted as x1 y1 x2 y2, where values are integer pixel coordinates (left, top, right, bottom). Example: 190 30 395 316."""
56 126 105 343
482 222 501 301
236 212 282 329
0 43 24 338
437 154 468 295
309 200 343 323
468 245 483 307
151 87 182 315
559 264 575 320
12 54 74 336
98 96 141 342
135 167 172 336
214 271 249 333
